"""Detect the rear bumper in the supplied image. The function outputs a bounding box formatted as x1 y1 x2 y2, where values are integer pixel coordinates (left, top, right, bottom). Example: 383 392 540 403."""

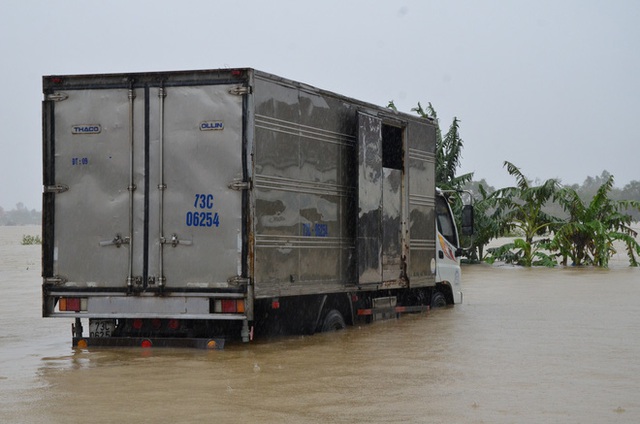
43 289 249 320
73 336 225 349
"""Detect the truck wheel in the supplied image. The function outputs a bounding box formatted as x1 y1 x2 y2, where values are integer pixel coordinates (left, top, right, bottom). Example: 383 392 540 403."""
321 309 346 332
430 291 447 308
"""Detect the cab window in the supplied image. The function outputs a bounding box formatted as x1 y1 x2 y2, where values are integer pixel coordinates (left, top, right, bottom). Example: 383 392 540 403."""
436 196 458 246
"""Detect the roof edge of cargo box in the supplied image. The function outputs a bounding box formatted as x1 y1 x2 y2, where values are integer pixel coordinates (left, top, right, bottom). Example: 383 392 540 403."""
43 67 435 125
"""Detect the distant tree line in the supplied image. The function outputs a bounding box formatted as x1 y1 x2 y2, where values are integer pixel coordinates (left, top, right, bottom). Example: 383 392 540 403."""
0 203 41 225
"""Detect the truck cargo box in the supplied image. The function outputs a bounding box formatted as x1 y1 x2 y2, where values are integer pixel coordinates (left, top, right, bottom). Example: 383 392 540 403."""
42 68 451 346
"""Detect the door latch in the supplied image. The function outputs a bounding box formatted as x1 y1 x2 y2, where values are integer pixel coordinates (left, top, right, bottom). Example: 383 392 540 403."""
160 234 193 247
44 184 69 194
99 234 130 248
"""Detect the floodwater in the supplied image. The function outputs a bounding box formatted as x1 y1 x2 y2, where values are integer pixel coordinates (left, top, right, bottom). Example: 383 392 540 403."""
1 225 640 423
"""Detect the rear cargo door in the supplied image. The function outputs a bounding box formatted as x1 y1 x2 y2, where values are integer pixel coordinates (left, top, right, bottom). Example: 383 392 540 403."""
47 88 133 287
147 84 244 289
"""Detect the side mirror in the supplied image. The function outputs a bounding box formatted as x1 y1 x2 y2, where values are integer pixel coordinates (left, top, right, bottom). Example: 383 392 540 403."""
461 205 474 236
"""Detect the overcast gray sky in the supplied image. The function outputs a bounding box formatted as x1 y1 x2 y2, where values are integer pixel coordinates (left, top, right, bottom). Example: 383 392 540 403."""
1 0 638 210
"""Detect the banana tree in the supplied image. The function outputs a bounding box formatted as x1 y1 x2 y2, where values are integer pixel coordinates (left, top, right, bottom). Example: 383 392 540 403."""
410 102 473 190
553 175 640 267
486 161 562 266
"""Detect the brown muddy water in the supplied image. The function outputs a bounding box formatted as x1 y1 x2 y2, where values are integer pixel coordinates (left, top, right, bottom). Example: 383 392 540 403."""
1 225 639 423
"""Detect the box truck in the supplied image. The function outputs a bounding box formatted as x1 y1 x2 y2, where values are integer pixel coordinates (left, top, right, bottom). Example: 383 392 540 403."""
42 68 472 348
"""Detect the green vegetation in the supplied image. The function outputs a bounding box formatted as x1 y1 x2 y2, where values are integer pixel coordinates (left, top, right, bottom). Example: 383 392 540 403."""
395 101 640 267
552 175 640 267
476 165 640 268
410 102 473 190
484 162 562 267
21 234 42 245
461 183 498 262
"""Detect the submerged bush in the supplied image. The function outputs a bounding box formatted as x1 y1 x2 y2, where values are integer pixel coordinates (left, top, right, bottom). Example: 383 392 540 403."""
22 234 42 245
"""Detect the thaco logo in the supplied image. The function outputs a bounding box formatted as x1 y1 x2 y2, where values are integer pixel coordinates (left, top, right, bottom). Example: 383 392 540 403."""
72 124 101 135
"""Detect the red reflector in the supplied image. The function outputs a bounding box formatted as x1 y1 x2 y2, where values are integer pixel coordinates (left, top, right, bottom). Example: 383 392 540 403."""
168 319 180 330
271 300 280 310
151 319 162 329
231 69 242 76
221 299 236 313
51 77 63 84
132 319 143 330
141 339 153 348
66 298 81 312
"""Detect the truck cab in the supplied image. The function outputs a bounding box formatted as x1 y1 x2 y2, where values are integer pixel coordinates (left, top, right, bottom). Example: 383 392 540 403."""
434 191 463 304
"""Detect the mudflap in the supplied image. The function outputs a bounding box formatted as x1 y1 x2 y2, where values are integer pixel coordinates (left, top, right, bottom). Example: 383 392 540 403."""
73 337 225 350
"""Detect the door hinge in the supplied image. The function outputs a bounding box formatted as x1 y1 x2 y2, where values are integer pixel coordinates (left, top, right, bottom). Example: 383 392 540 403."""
228 179 251 191
229 85 252 96
227 276 250 286
46 92 69 102
44 276 68 285
44 184 69 194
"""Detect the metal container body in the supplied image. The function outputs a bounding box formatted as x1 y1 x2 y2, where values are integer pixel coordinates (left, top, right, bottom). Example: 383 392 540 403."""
42 68 437 321
251 73 358 297
250 72 437 297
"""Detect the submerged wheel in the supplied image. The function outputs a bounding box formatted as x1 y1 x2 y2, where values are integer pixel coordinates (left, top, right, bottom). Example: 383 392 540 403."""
430 291 448 308
321 309 346 332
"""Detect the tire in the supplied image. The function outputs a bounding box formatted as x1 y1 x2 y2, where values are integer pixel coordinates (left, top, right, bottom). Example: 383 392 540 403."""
321 309 346 332
430 291 447 308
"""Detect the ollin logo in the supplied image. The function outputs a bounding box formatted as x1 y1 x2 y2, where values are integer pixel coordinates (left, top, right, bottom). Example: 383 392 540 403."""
200 121 224 131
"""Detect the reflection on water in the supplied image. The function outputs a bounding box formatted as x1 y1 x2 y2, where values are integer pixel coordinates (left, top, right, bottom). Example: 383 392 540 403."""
1 226 640 423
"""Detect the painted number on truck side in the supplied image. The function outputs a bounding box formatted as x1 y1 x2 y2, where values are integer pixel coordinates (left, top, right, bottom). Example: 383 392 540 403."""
302 223 328 237
71 157 89 166
194 194 214 209
186 194 220 228
186 211 220 227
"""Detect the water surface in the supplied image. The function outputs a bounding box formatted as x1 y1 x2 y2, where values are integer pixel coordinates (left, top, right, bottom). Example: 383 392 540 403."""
1 226 638 423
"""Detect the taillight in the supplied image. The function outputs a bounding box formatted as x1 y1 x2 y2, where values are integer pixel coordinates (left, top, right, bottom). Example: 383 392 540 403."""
167 319 180 330
221 299 236 313
59 297 87 312
132 319 144 330
236 300 245 313
213 299 245 313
